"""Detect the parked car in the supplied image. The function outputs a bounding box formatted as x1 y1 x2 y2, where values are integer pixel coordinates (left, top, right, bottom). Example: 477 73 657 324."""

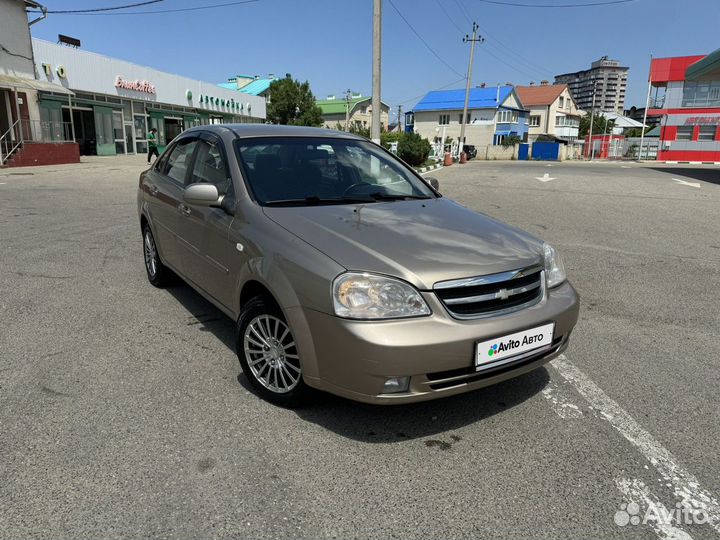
463 144 477 159
138 125 579 407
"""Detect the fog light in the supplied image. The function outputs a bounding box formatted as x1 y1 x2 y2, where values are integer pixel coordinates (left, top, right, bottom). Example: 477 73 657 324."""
381 376 410 394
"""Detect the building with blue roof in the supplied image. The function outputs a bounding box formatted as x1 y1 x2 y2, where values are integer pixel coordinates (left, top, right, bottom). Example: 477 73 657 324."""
407 85 529 148
218 74 278 101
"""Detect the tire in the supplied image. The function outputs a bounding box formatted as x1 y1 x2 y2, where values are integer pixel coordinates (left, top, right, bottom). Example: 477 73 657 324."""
142 223 171 288
236 296 311 408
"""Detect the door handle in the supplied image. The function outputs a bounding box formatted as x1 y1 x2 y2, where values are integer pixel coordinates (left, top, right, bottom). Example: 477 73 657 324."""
149 185 159 197
178 203 191 216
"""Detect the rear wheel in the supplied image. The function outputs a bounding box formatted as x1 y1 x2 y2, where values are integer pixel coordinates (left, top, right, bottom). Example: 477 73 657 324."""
142 223 171 288
236 296 311 407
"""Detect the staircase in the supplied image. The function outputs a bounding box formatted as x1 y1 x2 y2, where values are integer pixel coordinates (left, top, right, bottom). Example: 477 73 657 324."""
0 119 23 167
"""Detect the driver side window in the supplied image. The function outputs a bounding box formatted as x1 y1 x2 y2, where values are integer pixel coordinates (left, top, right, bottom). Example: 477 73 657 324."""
189 139 232 197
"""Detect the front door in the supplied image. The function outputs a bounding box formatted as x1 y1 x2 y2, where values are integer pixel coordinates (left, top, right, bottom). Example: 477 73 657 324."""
179 135 239 309
145 137 198 273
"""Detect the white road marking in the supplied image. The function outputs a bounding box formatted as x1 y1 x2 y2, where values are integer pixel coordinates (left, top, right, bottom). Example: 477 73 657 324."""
541 380 583 418
673 178 701 189
621 165 632 169
552 355 720 534
536 173 556 182
616 478 694 540
0 182 6 185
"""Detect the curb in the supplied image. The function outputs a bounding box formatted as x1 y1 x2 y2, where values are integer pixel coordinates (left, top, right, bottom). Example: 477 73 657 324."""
415 162 443 174
658 161 719 165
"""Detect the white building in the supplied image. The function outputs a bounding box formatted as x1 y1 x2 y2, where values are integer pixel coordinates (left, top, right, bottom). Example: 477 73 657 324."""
32 39 266 157
515 83 584 142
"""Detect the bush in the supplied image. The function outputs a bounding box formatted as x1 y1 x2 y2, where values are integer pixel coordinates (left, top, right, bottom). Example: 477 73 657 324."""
380 131 403 149
397 132 431 166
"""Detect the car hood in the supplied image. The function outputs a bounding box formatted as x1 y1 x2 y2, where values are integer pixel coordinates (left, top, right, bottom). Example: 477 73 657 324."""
263 198 544 290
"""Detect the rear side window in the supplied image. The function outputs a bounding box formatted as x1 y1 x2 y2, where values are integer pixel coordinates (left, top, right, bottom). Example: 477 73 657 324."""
189 140 232 196
164 139 197 185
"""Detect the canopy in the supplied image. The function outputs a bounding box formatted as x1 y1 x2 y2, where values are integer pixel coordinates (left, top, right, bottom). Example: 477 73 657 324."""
0 74 74 95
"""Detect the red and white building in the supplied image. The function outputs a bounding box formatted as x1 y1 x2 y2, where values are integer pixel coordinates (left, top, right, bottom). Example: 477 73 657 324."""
646 49 720 163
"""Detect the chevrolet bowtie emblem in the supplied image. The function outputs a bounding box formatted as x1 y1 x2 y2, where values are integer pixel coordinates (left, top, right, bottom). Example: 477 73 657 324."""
497 288 509 300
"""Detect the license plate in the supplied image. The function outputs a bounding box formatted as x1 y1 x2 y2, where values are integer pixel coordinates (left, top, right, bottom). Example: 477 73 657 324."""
475 322 555 368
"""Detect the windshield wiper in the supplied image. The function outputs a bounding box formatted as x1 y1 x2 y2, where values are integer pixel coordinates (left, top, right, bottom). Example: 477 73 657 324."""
264 196 377 207
367 192 432 201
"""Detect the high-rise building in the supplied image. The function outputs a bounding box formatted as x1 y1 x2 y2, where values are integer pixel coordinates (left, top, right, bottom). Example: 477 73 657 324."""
554 56 628 114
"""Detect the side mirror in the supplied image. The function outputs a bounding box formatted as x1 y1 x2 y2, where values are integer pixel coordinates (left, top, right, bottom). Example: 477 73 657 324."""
426 177 440 191
184 183 222 206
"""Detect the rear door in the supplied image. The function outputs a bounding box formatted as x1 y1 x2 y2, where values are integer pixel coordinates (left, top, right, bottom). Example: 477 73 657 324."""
180 133 241 309
144 137 198 274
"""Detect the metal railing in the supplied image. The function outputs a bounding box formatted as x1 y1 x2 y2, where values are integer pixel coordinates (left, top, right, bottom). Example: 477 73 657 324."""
0 119 22 166
1 120 74 165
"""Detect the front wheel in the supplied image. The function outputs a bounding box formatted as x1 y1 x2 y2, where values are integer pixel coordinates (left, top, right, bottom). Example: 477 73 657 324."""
236 296 311 407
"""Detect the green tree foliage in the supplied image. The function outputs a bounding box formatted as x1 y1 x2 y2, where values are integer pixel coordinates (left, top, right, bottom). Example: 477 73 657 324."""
348 123 371 139
397 132 431 166
501 135 522 148
380 131 403 149
266 77 323 126
579 113 615 137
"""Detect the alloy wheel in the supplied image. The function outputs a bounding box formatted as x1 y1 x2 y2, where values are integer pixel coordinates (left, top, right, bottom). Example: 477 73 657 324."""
243 315 301 393
144 230 157 278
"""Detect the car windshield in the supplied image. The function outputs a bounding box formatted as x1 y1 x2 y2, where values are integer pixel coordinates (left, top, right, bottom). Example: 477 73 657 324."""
234 137 435 206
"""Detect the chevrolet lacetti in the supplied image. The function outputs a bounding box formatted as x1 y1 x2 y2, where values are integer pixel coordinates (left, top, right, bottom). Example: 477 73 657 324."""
137 125 579 407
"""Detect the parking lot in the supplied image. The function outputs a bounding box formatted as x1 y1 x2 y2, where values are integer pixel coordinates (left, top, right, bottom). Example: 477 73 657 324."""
1 156 719 539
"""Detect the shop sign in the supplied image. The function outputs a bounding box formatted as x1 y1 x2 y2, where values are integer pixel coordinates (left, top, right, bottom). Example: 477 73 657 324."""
684 116 720 126
115 76 156 94
41 63 67 78
197 93 249 112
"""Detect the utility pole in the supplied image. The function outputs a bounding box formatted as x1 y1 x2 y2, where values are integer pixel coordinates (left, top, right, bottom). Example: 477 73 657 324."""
587 80 598 160
371 0 382 144
639 53 653 161
344 89 352 132
397 104 402 132
459 22 483 161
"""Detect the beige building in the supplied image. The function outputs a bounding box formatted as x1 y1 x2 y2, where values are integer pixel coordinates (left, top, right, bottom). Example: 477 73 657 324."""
316 94 389 132
515 83 584 142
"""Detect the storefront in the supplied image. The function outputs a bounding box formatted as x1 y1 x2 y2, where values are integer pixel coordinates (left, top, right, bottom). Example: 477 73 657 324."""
31 38 266 156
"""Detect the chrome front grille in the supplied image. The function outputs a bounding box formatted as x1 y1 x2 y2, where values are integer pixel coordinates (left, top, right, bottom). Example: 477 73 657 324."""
434 264 544 319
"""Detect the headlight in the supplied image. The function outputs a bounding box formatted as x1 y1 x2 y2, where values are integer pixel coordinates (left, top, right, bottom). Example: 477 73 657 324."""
544 243 566 288
332 272 431 319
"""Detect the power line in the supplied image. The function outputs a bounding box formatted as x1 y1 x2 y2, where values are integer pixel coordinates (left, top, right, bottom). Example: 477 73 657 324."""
454 0 473 23
481 35 552 79
474 23 553 77
397 76 467 106
468 0 635 7
433 0 463 32
481 46 544 81
30 0 260 15
387 0 464 77
29 0 164 13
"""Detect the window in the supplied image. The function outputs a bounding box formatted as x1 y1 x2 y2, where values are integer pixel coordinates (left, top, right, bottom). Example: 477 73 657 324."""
438 114 450 125
529 115 541 127
698 126 716 141
682 81 720 107
497 110 519 123
164 139 198 184
458 113 470 124
235 137 434 205
190 140 232 195
559 96 564 108
676 126 694 141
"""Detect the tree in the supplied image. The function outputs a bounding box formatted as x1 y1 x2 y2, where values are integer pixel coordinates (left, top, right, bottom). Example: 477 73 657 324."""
501 134 522 148
397 132 431 166
266 77 323 127
579 113 615 137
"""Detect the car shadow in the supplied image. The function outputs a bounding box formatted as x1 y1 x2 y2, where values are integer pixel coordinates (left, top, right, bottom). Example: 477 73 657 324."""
165 282 236 352
649 166 720 186
164 281 550 444
290 367 550 444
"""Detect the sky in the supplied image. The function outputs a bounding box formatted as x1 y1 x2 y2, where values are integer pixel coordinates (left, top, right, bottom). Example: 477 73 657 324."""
29 0 720 123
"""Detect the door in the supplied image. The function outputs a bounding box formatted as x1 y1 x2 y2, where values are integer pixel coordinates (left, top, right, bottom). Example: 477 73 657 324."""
179 134 239 308
145 137 198 273
94 105 116 155
124 123 134 154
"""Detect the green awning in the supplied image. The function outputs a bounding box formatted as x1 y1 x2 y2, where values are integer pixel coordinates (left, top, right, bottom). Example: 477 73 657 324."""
686 48 720 81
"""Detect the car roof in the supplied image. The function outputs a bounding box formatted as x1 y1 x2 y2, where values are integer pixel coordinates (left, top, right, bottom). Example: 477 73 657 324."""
183 124 367 141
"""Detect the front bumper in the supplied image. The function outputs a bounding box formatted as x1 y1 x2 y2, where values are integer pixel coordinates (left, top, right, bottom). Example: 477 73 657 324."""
289 281 579 404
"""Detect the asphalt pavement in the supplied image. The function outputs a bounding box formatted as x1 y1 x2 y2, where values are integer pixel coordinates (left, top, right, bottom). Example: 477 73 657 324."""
1 155 719 539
